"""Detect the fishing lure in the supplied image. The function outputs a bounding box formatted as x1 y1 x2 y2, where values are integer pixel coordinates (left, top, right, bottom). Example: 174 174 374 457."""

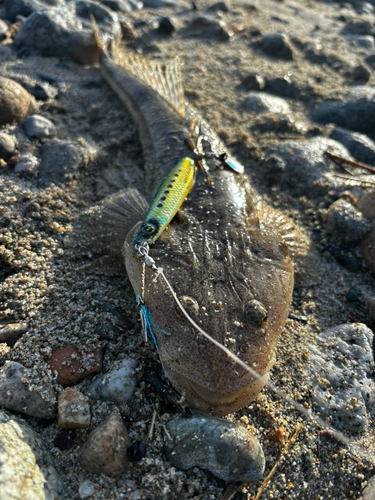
137 293 170 347
135 157 195 246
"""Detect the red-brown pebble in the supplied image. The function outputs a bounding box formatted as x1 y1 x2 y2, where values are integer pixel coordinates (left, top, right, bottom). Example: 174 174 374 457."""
48 343 102 386
0 76 37 125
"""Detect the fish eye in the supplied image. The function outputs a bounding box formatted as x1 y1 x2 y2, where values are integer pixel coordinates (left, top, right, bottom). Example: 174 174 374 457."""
244 300 267 328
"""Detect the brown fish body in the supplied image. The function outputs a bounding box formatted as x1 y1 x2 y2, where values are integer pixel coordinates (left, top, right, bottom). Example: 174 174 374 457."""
125 167 293 415
93 40 294 415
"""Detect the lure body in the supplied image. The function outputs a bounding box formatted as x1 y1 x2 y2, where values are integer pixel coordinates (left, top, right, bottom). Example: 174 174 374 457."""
135 157 195 245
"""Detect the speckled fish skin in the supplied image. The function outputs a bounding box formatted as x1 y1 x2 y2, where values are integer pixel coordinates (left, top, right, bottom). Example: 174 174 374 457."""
98 47 294 416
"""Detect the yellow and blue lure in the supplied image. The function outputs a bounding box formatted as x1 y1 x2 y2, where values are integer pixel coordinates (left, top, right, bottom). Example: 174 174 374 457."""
135 157 195 245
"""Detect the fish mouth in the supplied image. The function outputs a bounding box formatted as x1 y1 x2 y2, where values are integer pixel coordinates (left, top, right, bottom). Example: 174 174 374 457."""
165 368 269 409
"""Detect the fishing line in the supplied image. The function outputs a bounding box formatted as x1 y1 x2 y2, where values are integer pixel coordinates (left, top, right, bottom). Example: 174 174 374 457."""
137 243 375 464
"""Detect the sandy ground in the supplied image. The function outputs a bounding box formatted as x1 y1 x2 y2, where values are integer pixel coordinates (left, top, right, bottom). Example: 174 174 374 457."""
1 0 375 498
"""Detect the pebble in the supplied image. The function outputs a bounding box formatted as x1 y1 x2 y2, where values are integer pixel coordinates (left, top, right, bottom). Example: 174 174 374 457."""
21 114 56 139
307 323 374 433
329 127 375 165
0 132 16 159
142 0 186 7
54 428 77 451
127 441 147 461
360 475 375 500
101 0 132 12
341 20 373 36
86 357 138 403
344 35 375 50
0 322 28 347
325 198 370 243
14 1 121 64
164 411 265 482
79 479 96 499
262 137 352 196
242 91 291 114
14 153 39 175
157 17 175 36
357 190 375 274
0 76 37 125
47 343 103 386
0 408 64 499
0 361 56 418
207 0 230 12
311 86 375 139
38 139 86 187
31 81 59 100
78 407 131 475
4 0 65 22
264 76 299 98
239 73 265 91
365 54 375 69
254 32 294 60
352 64 371 82
58 388 91 428
0 19 9 39
183 15 232 41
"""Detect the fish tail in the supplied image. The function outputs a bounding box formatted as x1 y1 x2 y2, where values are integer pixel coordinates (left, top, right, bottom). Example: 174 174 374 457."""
90 14 105 59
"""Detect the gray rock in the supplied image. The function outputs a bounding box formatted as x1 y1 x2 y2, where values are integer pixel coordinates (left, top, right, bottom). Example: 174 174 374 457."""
0 20 9 39
360 475 375 500
264 76 299 98
79 479 96 499
77 407 131 475
87 357 138 403
306 323 374 433
326 198 370 243
311 87 375 140
4 0 64 22
101 0 132 12
262 137 352 197
58 388 91 429
341 20 373 36
330 127 375 165
243 91 290 114
0 76 37 126
157 17 175 36
240 73 265 91
182 15 232 41
0 361 56 418
31 82 59 100
345 35 375 49
352 64 371 82
366 54 375 69
0 408 65 500
207 0 230 12
21 114 56 139
164 411 265 482
38 140 86 187
14 154 39 175
14 1 121 64
254 32 294 60
0 322 28 347
142 0 186 7
0 132 15 159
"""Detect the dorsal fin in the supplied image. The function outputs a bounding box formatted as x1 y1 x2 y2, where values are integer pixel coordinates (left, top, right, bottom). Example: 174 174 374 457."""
112 44 186 119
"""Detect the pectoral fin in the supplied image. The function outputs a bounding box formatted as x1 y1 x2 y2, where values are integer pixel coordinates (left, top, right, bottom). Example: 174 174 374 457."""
67 188 148 274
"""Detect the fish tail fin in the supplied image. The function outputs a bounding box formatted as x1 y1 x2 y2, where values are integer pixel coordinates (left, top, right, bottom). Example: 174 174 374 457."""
113 44 186 119
90 14 105 59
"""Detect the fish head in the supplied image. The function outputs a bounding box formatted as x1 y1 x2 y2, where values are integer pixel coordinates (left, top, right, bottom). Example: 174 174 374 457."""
124 206 294 416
